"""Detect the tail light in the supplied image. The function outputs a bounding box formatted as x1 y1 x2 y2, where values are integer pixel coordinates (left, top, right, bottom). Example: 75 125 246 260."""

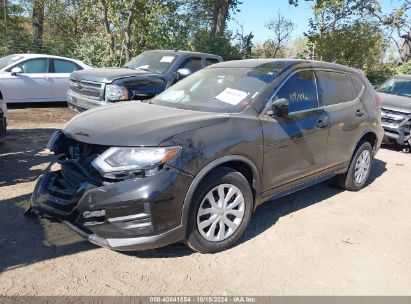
375 93 382 109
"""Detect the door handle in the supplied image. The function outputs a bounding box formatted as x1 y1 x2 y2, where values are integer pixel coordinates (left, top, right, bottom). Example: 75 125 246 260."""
355 109 365 117
315 119 329 129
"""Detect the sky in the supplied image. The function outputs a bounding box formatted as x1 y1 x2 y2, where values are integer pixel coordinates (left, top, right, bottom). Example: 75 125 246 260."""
228 0 404 44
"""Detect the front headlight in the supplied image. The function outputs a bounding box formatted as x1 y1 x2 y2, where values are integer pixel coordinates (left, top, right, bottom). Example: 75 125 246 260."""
105 84 129 102
91 146 181 177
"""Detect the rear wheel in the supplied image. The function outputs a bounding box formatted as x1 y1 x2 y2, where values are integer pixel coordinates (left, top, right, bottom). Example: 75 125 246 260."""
338 141 373 191
186 167 253 253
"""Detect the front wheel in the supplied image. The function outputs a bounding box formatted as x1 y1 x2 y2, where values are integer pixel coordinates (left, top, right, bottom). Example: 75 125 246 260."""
337 141 373 191
186 167 253 253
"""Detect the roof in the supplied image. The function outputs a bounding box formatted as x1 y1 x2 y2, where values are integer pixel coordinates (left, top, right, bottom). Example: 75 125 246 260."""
389 74 411 79
11 53 86 64
209 58 361 74
143 49 222 59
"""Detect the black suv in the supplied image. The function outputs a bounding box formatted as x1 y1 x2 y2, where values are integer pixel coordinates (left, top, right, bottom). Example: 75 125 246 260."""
29 59 384 253
67 50 222 112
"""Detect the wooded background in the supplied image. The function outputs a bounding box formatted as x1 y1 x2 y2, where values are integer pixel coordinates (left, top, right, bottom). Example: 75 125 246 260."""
1 0 411 84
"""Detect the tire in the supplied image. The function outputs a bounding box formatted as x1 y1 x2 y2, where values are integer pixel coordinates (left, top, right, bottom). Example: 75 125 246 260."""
186 167 253 253
337 141 373 191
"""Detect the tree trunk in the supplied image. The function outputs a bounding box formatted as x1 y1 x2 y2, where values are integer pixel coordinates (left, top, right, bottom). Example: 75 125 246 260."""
400 29 411 62
32 0 45 51
124 0 139 62
100 0 115 65
210 0 230 41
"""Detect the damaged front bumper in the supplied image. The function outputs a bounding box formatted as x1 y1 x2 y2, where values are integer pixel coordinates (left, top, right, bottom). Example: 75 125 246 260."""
381 108 411 146
30 164 192 251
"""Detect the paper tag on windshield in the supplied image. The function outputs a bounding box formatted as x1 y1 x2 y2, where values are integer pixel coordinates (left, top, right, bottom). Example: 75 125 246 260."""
215 88 249 105
160 56 175 63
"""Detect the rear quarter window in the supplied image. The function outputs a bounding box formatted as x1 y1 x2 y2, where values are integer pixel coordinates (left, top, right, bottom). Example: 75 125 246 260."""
316 71 353 106
53 59 79 73
348 74 365 98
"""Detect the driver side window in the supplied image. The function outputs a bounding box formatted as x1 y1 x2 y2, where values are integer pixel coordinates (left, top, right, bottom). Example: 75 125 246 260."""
12 58 49 73
275 70 319 113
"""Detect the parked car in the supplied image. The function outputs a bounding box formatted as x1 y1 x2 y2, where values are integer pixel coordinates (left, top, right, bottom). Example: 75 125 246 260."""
377 75 411 150
0 54 91 104
0 98 6 142
67 50 223 112
28 59 383 253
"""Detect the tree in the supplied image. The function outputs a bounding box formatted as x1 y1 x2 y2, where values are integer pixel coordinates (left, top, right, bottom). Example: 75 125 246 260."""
210 0 230 40
370 0 411 61
32 0 45 51
0 0 31 56
265 11 295 57
314 21 386 71
0 0 246 65
289 0 411 61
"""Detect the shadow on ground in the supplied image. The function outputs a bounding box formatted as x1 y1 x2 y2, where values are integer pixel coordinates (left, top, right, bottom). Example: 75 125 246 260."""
0 128 58 187
129 159 387 258
381 143 410 153
0 124 388 266
6 102 68 110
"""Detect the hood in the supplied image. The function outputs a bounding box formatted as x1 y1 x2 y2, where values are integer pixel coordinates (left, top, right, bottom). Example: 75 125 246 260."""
379 92 411 113
70 67 161 83
63 102 230 146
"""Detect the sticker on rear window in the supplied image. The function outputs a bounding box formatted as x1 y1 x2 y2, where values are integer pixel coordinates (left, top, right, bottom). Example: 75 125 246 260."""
160 56 175 63
215 88 249 105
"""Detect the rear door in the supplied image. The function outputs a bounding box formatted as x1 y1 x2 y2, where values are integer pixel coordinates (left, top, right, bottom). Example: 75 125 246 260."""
260 70 329 192
2 58 52 103
49 59 81 101
316 70 368 167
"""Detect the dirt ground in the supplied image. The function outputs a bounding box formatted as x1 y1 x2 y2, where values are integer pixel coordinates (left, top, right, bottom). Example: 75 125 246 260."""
0 104 410 296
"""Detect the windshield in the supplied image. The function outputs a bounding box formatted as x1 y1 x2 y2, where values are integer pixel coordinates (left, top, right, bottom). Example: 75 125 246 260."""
0 55 24 70
151 67 279 113
123 52 176 73
378 77 411 98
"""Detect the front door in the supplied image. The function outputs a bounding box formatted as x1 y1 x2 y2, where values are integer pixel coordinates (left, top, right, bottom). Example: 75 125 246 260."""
259 70 329 193
1 58 52 103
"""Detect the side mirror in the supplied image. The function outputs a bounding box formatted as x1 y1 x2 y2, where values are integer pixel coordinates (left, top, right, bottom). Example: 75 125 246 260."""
11 67 22 76
268 98 289 117
176 68 192 78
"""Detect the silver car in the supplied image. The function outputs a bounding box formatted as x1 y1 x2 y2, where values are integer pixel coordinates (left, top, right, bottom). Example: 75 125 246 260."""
0 54 91 104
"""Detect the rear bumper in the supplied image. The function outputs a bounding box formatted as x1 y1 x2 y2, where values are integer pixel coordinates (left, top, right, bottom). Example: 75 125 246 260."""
31 167 192 251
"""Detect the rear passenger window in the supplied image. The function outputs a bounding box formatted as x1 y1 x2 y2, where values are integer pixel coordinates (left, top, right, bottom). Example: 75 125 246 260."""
316 71 353 106
275 70 318 113
348 74 365 98
206 58 219 66
180 58 203 73
53 59 78 73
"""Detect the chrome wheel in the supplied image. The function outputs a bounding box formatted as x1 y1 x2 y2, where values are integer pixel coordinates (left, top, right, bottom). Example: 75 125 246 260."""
354 150 371 184
197 184 245 242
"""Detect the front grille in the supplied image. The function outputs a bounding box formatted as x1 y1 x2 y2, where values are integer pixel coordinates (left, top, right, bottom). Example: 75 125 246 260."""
69 79 104 100
44 137 108 213
381 108 410 125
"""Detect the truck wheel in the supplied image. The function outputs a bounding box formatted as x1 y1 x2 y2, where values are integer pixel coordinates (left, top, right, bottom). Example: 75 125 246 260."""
186 167 253 253
338 141 373 191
